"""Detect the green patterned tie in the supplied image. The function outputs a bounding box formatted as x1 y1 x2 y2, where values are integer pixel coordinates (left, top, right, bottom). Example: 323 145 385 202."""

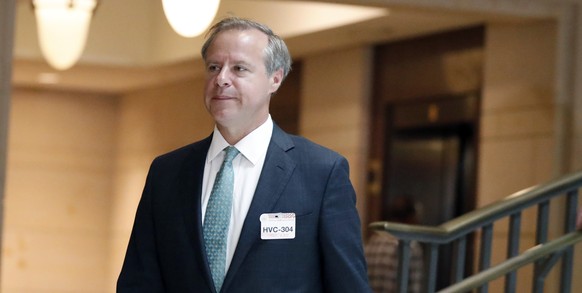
203 146 239 292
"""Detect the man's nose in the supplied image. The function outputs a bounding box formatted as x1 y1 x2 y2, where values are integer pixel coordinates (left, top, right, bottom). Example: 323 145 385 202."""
216 68 231 87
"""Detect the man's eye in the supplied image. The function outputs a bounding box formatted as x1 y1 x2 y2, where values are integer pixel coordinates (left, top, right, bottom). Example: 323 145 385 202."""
234 66 247 72
207 65 220 72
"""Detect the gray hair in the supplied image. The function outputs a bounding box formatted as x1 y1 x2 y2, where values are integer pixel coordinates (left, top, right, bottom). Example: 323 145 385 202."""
201 17 292 80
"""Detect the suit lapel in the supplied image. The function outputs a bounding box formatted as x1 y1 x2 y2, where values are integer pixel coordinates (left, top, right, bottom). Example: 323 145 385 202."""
177 135 216 291
222 126 296 290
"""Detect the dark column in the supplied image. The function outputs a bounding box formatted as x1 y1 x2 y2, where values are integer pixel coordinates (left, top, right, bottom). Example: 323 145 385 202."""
0 0 16 278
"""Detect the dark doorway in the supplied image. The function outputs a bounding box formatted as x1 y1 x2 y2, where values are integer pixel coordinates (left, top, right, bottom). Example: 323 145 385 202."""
367 25 484 290
383 94 479 289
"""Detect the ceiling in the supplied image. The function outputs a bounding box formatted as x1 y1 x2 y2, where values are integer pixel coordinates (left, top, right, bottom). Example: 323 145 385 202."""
11 0 552 94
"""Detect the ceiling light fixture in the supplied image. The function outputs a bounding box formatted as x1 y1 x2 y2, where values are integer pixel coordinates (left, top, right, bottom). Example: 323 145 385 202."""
32 0 99 71
162 0 220 38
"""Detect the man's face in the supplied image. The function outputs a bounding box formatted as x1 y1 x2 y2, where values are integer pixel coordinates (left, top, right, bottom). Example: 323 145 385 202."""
203 28 282 132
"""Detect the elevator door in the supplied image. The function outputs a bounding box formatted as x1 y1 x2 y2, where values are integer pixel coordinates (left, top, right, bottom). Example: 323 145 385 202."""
385 132 459 226
385 127 471 290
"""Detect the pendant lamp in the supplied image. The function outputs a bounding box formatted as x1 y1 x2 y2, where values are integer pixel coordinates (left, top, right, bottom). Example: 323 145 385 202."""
32 0 98 70
162 0 220 38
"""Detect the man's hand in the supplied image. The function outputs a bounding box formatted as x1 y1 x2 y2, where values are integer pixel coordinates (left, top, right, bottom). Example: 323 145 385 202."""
577 209 582 230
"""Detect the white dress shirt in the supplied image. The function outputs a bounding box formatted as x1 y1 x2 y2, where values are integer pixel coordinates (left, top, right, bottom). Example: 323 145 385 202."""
201 116 273 272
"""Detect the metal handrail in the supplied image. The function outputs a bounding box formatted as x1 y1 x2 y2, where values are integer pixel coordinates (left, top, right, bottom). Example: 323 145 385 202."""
369 171 582 292
439 232 582 293
370 172 582 243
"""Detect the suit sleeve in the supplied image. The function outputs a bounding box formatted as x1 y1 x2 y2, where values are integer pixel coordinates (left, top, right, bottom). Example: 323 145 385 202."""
117 162 165 292
319 156 372 292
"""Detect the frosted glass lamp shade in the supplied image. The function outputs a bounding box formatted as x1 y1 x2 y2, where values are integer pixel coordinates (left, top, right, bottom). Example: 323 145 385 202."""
32 0 98 70
162 0 220 38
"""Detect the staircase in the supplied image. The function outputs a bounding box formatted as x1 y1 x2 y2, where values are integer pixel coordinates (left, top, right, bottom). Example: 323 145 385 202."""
369 171 582 293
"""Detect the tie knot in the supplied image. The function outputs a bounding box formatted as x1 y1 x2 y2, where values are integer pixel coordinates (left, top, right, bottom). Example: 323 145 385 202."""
223 146 239 163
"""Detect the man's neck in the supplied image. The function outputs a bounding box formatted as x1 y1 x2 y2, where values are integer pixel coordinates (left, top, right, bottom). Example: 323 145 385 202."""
217 116 270 145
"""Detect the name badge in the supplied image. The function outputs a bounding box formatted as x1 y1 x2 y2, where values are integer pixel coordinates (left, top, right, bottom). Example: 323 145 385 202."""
260 213 296 240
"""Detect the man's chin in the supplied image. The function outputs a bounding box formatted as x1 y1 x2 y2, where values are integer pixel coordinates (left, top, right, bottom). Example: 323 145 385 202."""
210 108 236 121
213 115 239 129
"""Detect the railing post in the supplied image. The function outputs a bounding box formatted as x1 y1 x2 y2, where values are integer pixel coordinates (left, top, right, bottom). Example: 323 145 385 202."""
505 212 521 292
560 190 577 293
478 224 493 293
426 244 439 293
533 201 550 293
397 239 412 293
452 237 467 284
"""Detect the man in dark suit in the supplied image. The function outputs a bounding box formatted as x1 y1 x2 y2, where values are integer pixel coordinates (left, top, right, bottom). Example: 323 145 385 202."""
117 17 371 292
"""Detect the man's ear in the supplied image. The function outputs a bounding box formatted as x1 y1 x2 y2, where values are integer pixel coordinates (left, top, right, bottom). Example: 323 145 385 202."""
269 69 284 94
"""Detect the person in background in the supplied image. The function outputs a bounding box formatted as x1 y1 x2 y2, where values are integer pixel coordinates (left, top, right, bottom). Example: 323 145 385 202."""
365 197 424 293
117 16 371 292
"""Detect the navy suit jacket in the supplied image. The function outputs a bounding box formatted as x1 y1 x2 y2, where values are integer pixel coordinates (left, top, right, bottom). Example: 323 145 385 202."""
117 125 371 292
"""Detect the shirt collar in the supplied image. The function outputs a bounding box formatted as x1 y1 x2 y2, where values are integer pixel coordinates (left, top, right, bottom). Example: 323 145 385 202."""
208 115 273 166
